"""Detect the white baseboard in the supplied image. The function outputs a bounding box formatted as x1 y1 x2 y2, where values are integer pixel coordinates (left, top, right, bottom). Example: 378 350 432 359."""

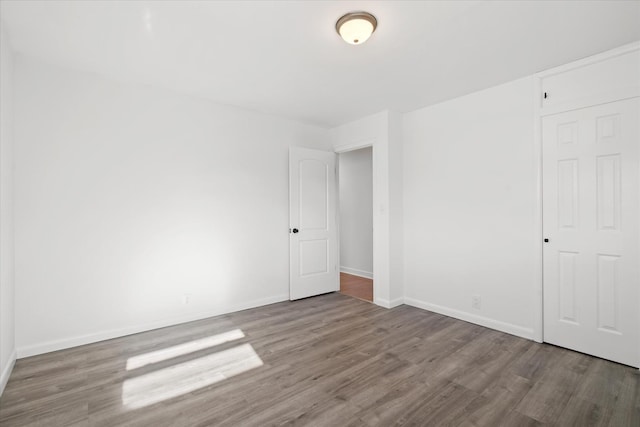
403 297 534 340
0 349 17 396
17 294 289 358
374 297 404 309
340 266 373 279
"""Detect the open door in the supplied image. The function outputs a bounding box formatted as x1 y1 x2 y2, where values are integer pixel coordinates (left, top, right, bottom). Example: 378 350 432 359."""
289 147 338 300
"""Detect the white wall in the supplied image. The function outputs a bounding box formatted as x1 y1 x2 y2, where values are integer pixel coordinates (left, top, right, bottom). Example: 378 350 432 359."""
0 22 16 394
388 111 403 304
338 147 373 278
330 111 403 308
402 77 537 339
13 57 331 357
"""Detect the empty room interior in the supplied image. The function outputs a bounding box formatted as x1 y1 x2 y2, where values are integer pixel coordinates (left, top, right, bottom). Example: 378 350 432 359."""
1 1 640 426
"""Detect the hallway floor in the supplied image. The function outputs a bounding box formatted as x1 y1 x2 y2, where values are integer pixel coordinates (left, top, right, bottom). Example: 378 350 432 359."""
339 272 373 302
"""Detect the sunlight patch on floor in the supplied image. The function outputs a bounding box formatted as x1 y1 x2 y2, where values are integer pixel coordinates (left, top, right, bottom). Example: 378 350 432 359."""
122 343 263 409
126 329 245 370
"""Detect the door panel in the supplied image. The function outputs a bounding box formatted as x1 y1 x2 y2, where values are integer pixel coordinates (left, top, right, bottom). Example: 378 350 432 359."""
543 97 639 367
289 147 338 300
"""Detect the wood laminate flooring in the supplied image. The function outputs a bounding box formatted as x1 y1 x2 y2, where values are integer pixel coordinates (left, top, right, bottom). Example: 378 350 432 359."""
1 293 638 426
340 272 373 302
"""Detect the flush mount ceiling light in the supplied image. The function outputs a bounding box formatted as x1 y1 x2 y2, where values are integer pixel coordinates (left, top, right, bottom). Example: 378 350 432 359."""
336 11 377 45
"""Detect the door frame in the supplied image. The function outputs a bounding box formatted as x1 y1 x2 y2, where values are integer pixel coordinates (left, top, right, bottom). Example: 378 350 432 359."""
335 139 376 302
330 111 403 309
533 42 640 358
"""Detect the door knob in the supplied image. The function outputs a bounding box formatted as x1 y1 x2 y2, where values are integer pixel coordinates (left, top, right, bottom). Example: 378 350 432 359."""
292 228 299 234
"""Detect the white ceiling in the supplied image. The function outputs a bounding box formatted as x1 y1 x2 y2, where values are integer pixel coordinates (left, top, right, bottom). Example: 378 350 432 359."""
1 1 639 127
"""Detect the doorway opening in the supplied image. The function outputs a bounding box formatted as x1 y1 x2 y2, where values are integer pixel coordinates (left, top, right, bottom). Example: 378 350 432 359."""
337 146 373 302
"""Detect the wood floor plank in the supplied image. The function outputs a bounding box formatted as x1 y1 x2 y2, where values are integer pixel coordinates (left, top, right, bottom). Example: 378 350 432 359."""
515 346 593 423
460 371 533 426
607 369 640 427
1 293 638 426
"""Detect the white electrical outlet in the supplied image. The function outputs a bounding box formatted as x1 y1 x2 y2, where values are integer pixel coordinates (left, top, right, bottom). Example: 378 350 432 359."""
472 295 481 310
182 294 191 305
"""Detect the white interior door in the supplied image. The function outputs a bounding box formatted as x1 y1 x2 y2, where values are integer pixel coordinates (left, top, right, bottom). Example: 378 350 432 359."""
289 147 338 300
543 97 639 367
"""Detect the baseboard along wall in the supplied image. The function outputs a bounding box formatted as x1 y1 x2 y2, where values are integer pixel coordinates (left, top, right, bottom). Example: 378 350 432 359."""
0 349 17 396
17 294 289 358
403 297 535 340
340 266 373 279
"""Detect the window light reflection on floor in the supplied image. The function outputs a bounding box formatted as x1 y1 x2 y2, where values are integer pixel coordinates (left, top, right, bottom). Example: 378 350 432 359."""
122 343 263 409
126 329 245 370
